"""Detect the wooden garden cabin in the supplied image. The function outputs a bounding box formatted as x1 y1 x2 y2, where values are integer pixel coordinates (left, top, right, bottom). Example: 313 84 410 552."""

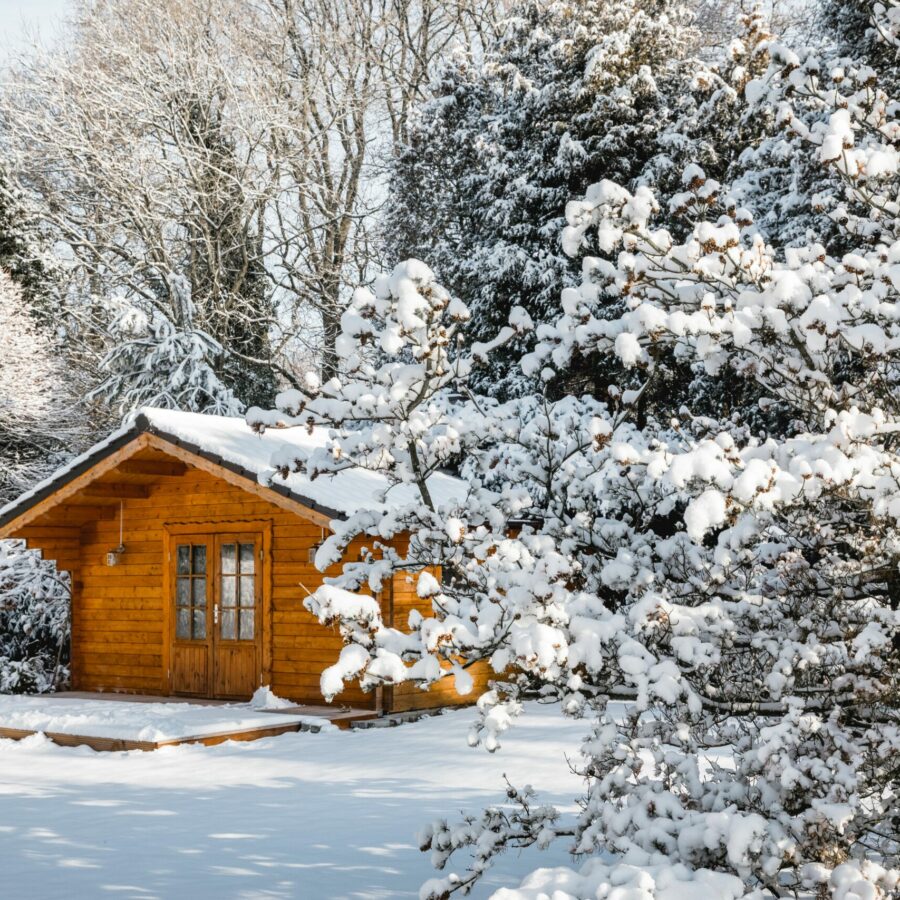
0 409 476 714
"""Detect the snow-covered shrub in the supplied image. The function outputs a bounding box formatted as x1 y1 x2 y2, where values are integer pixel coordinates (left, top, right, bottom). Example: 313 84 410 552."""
252 4 900 898
0 541 70 694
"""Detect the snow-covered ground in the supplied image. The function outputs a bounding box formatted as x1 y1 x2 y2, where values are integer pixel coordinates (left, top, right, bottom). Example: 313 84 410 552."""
0 702 585 899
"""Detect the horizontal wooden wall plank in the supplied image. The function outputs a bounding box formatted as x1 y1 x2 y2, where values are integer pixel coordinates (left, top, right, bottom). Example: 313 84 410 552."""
75 676 166 691
78 665 163 679
79 598 163 612
76 635 163 649
79 614 163 630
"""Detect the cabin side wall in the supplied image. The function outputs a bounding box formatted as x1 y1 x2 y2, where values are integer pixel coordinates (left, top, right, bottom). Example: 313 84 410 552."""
13 527 81 574
68 467 374 706
385 569 492 715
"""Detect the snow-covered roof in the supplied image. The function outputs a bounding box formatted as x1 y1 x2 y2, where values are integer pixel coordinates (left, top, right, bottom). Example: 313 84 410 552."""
142 408 467 516
0 407 467 529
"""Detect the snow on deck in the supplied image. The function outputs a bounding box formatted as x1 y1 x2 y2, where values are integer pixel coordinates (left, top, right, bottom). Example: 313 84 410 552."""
0 694 333 745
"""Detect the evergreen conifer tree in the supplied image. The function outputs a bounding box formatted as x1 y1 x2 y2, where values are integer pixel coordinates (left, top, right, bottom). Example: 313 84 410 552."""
384 0 699 399
0 163 50 315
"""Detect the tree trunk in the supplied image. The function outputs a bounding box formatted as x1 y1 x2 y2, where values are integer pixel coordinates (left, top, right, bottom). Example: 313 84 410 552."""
320 285 342 381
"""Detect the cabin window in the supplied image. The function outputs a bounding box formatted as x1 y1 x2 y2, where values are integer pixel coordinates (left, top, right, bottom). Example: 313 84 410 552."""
175 543 207 639
219 542 256 641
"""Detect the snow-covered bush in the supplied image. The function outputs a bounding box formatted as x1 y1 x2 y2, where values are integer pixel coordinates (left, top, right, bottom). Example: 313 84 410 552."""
253 4 900 898
0 541 70 694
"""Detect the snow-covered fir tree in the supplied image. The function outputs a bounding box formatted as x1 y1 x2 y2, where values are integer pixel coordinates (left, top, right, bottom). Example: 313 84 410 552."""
249 3 900 896
384 0 700 399
92 275 243 419
0 162 52 317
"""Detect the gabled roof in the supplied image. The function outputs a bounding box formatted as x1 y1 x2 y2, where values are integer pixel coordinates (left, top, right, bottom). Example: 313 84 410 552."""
0 407 467 533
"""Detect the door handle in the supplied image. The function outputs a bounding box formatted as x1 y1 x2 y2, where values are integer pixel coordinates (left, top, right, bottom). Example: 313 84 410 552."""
214 603 219 625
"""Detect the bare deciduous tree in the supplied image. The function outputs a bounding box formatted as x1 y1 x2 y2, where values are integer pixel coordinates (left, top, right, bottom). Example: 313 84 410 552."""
1 0 506 395
259 0 504 378
3 0 299 406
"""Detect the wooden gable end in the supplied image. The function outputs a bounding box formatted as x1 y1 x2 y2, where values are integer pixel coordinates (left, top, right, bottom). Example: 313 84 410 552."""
0 432 333 542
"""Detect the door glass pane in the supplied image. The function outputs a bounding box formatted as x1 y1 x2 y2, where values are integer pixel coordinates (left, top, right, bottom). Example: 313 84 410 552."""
192 545 207 575
221 544 236 575
192 609 206 639
192 578 206 604
239 543 255 574
176 608 190 638
239 609 255 640
176 545 190 575
221 577 236 607
221 609 236 640
239 575 255 607
176 578 190 606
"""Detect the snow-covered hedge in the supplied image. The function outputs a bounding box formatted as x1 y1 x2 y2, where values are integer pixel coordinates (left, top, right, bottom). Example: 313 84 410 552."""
0 540 70 694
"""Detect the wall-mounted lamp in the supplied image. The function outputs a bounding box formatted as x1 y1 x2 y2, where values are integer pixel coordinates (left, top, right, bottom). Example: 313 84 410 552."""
307 527 326 564
106 501 126 567
106 547 125 567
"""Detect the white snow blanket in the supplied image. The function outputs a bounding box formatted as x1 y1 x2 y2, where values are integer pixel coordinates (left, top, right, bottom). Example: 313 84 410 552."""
0 701 585 899
0 694 329 743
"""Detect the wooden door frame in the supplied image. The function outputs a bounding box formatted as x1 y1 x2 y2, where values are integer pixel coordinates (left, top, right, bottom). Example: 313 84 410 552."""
167 531 215 696
163 518 273 697
210 530 264 699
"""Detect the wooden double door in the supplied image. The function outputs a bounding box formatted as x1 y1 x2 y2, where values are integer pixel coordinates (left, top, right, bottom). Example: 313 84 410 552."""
169 531 263 699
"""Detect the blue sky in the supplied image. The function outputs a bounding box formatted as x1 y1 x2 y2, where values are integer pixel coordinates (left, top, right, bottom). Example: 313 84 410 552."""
0 0 69 58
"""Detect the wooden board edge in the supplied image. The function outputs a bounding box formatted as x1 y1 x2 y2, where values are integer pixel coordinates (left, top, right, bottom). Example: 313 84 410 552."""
0 720 308 752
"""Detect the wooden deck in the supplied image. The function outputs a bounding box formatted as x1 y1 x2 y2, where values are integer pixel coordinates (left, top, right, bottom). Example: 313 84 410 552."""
0 692 379 752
